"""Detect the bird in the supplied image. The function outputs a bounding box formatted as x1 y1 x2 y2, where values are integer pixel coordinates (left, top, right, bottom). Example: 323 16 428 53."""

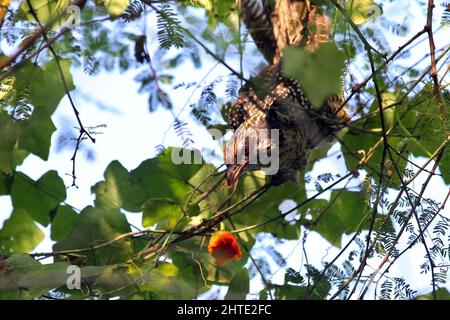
224 63 349 188
239 0 331 64
224 0 349 188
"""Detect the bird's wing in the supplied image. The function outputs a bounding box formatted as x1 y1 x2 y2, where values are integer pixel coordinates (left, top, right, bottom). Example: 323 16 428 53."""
228 84 269 130
228 65 279 129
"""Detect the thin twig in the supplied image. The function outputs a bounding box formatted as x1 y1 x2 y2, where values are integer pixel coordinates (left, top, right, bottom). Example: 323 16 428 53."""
425 0 445 113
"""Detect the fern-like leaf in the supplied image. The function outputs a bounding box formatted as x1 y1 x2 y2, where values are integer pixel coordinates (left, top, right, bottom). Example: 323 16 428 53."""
156 5 185 49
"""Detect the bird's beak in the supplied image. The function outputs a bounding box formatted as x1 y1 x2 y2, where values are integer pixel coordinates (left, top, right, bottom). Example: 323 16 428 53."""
227 159 249 189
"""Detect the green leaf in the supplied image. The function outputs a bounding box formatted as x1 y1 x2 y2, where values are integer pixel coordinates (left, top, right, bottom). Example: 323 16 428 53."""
224 268 249 300
11 171 66 226
18 262 71 297
92 160 147 212
303 190 369 247
0 253 40 299
20 0 72 29
53 206 132 265
283 44 346 107
0 209 44 253
0 170 13 195
0 112 21 174
166 248 211 298
10 59 74 160
22 59 75 114
440 149 450 184
381 92 397 129
345 0 378 25
88 265 134 296
231 172 307 240
409 95 448 159
128 262 199 299
103 0 130 17
168 234 254 286
92 148 204 215
50 205 78 241
142 198 189 231
342 95 410 186
0 254 122 299
187 163 227 214
18 108 56 161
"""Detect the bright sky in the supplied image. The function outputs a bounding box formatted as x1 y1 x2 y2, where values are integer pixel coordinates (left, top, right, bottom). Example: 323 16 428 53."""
0 0 449 299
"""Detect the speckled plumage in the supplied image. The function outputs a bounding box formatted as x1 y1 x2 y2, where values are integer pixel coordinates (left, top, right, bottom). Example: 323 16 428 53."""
225 64 349 186
225 1 349 187
240 0 331 64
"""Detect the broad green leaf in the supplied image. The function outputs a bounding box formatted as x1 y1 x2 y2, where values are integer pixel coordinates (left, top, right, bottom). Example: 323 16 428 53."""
0 112 21 174
103 0 130 17
3 262 119 299
187 163 227 214
168 233 254 286
381 92 397 129
27 59 74 113
50 205 78 241
18 262 71 297
0 209 44 253
92 160 147 212
142 198 190 231
12 60 74 160
408 94 448 159
303 190 369 247
128 262 200 299
0 75 14 101
283 44 346 107
0 254 123 299
89 265 134 296
231 173 307 240
440 149 450 184
343 95 410 186
92 148 204 216
166 247 211 297
53 206 132 265
0 253 40 299
50 264 132 299
11 171 66 226
203 0 237 29
0 170 13 195
18 108 56 160
19 0 71 29
224 268 249 300
345 0 378 25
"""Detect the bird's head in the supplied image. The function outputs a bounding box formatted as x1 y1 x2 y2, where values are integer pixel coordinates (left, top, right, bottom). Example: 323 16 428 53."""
226 159 249 189
224 117 273 189
224 129 250 189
